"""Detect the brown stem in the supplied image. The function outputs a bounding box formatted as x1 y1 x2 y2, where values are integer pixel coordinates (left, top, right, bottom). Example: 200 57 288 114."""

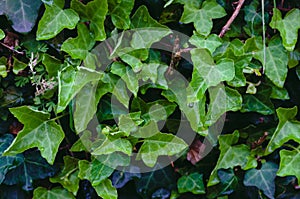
219 0 245 38
0 42 24 55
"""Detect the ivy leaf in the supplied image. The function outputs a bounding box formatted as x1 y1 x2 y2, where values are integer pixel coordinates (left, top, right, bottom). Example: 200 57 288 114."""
13 57 27 75
130 5 171 49
70 130 93 152
177 172 205 194
265 107 300 154
189 33 222 54
71 0 108 41
254 36 288 88
57 66 103 113
50 156 80 195
0 0 42 33
61 23 95 60
92 138 132 156
93 179 117 199
0 29 5 40
33 187 75 199
42 53 62 77
137 133 188 167
78 159 114 186
74 82 102 133
3 106 64 164
37 0 79 40
208 131 254 186
270 8 300 51
244 162 278 199
191 48 235 89
277 149 300 182
131 120 160 138
206 85 242 126
180 0 226 36
108 0 134 29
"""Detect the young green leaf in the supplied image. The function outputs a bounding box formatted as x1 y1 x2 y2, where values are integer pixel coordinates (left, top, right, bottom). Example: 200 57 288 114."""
57 66 103 113
244 162 278 199
177 172 205 194
270 8 300 51
3 106 64 164
0 29 5 40
93 179 117 199
37 0 79 40
92 138 132 156
71 0 108 41
50 156 80 195
61 23 95 60
277 149 300 182
33 187 75 199
189 33 222 54
180 0 226 36
108 0 134 30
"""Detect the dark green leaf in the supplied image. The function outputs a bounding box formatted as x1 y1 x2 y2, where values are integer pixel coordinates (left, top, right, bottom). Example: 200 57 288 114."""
177 172 205 194
108 0 134 30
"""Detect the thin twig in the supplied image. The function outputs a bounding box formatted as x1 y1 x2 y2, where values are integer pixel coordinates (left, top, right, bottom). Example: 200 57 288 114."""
0 42 24 55
219 0 245 38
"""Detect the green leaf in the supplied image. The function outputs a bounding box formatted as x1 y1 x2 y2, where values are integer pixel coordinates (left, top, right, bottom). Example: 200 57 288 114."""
241 94 274 115
177 172 205 194
50 156 80 195
244 162 278 199
254 36 288 88
57 66 103 113
108 0 134 29
93 179 117 199
130 5 171 49
92 138 132 156
131 120 160 138
37 0 79 40
0 0 42 33
42 53 62 77
70 130 93 152
33 187 75 199
265 107 300 154
206 86 242 126
3 106 64 164
270 8 300 51
74 82 101 133
0 29 5 40
191 48 235 89
71 0 108 41
0 57 7 78
180 0 226 36
277 149 300 182
208 131 253 186
189 33 222 54
61 23 95 60
13 57 27 75
78 159 114 186
137 133 188 167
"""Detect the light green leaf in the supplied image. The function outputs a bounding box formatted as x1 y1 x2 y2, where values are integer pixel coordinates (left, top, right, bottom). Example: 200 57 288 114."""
0 0 42 33
96 152 130 169
206 86 242 126
254 36 288 88
191 48 235 89
57 66 103 113
74 82 101 133
189 33 222 54
0 57 7 78
270 8 300 51
78 159 114 186
37 0 79 40
93 179 117 199
138 132 188 167
131 120 160 138
244 162 278 199
3 106 64 164
180 0 226 36
277 149 300 182
208 131 253 186
70 130 93 152
140 63 160 83
61 23 95 60
177 172 205 194
0 29 5 40
108 0 134 29
50 156 80 195
111 62 139 96
71 0 108 41
265 107 300 154
33 187 75 199
13 57 27 75
130 5 171 49
92 138 132 156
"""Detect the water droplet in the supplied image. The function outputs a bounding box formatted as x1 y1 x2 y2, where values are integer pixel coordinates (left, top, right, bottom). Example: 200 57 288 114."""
188 102 194 108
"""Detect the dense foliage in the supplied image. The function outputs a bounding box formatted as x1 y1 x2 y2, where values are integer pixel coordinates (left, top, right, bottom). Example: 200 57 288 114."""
0 0 300 198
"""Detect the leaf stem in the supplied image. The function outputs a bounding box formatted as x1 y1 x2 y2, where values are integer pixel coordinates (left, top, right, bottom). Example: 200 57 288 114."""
51 113 69 121
219 0 245 37
0 42 24 55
